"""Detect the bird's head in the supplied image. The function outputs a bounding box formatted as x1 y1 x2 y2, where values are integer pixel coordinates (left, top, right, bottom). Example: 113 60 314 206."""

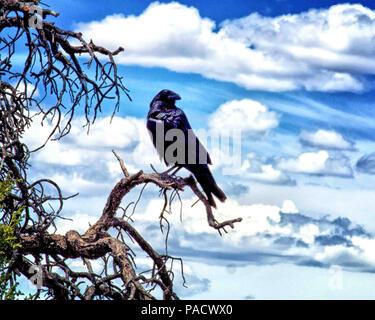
151 89 181 108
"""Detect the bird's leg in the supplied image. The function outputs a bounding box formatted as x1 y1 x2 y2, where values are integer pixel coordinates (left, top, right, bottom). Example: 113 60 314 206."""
159 165 182 188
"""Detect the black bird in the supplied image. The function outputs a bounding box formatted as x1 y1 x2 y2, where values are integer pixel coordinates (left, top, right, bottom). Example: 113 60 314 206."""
147 89 227 208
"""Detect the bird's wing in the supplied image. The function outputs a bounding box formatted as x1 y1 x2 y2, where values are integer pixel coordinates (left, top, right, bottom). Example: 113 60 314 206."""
164 108 212 165
146 118 165 162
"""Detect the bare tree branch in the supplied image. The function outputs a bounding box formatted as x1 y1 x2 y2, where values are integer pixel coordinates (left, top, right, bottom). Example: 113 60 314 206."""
0 0 242 300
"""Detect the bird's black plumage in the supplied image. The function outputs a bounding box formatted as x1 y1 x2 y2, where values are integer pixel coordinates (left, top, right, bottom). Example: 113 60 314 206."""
147 89 226 208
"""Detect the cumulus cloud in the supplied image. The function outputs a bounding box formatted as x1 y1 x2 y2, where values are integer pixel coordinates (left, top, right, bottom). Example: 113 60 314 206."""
236 153 295 185
281 200 299 214
129 195 375 273
299 129 355 150
76 2 375 92
356 152 375 174
21 113 160 196
208 99 279 137
49 191 375 275
275 150 353 177
244 163 295 185
137 197 290 241
27 111 375 275
23 113 150 160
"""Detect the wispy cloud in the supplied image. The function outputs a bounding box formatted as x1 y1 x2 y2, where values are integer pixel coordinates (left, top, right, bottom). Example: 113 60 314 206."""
77 2 375 92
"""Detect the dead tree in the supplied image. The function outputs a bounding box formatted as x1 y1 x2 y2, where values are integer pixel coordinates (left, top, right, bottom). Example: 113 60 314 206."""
0 0 241 300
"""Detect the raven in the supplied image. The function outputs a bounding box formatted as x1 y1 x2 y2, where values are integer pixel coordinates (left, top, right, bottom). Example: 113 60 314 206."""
147 89 226 208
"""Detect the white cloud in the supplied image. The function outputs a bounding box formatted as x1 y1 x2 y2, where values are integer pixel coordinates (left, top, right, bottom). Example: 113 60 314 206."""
53 212 98 235
76 2 375 92
25 113 150 154
281 200 299 214
21 113 162 196
49 172 113 194
205 148 294 184
71 116 143 149
311 240 375 273
279 151 329 175
299 129 354 150
236 158 295 185
135 195 375 273
276 150 353 177
4 82 39 100
138 197 292 242
300 224 320 245
22 113 157 168
208 99 279 137
21 111 59 151
350 237 375 267
245 164 292 184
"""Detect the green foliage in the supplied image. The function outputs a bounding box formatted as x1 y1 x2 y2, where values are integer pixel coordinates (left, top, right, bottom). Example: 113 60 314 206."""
0 176 23 300
0 177 15 204
0 207 22 262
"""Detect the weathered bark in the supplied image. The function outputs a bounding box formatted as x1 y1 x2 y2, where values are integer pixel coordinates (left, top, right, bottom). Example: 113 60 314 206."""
14 159 241 299
0 0 242 299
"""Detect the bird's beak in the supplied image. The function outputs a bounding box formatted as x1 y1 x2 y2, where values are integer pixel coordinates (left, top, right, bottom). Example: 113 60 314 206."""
170 92 181 101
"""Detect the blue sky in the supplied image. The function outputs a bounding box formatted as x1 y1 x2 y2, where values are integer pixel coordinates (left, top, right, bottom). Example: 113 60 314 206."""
16 0 375 299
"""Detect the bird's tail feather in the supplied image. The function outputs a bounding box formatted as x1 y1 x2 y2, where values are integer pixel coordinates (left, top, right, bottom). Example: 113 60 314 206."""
190 165 227 208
